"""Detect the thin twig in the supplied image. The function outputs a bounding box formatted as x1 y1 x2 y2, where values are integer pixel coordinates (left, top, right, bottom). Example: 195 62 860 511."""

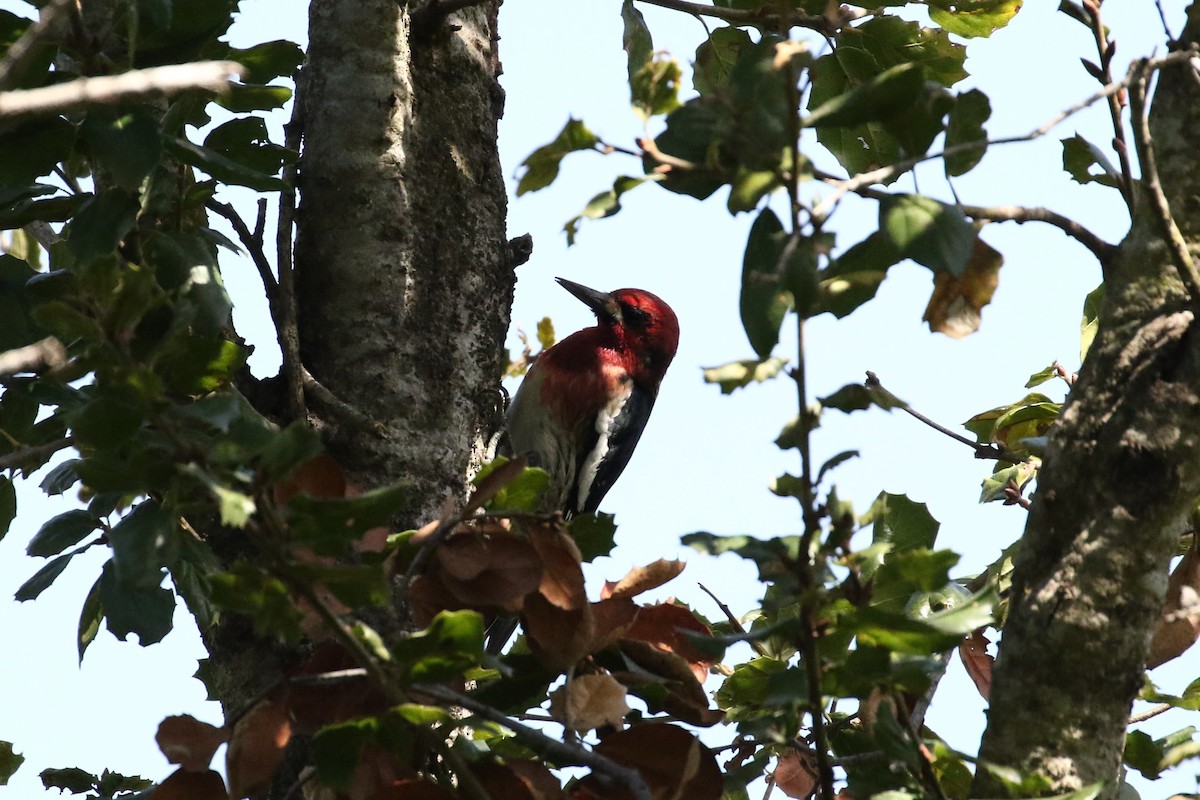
0 336 65 376
634 0 847 34
0 0 75 90
301 367 391 437
1128 58 1200 309
0 436 72 473
413 682 655 800
812 49 1200 221
1129 702 1173 724
865 372 1026 464
205 199 279 301
812 166 1117 266
277 73 306 422
697 582 769 657
0 61 246 119
1083 0 1135 214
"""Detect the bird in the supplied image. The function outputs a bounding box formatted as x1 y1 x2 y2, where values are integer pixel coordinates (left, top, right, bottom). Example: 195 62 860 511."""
504 277 680 518
486 277 679 654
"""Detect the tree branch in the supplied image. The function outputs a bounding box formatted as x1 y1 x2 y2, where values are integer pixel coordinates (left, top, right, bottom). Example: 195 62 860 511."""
812 48 1200 221
0 336 66 376
0 61 246 119
0 0 75 90
301 367 392 437
633 0 849 35
1128 58 1200 309
413 682 655 800
277 73 306 422
0 437 72 473
1083 0 1136 214
205 199 279 302
865 372 1026 464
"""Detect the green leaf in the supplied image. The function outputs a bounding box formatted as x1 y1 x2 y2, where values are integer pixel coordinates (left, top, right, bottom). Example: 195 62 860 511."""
563 176 651 245
68 394 144 449
297 564 389 610
204 117 295 177
861 492 940 552
740 208 791 358
14 551 76 601
312 718 378 792
99 560 175 645
651 98 734 200
803 63 925 128
396 610 485 684
66 189 140 264
693 27 753 96
819 381 906 413
979 460 1038 503
1080 282 1104 362
209 564 302 642
0 118 75 186
475 461 549 512
702 356 789 394
516 118 599 196
944 89 991 176
163 135 287 192
40 767 97 794
568 512 618 562
39 460 80 497
109 502 180 587
214 83 292 113
880 194 974 275
287 482 411 556
0 477 14 540
79 111 162 191
77 576 102 662
929 0 1023 38
228 40 305 83
257 421 324 481
622 0 681 120
1123 730 1163 780
27 509 100 557
1061 134 1121 189
155 336 247 394
715 657 787 718
0 740 23 785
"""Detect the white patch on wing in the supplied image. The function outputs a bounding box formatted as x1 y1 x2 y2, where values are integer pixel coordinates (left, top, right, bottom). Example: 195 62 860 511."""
575 375 633 513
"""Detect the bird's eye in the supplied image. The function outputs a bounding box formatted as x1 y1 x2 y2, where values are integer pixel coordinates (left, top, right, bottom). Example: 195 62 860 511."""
622 304 650 326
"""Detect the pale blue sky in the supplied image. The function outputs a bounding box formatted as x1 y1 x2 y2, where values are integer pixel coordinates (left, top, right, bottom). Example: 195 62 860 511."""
1 0 1195 796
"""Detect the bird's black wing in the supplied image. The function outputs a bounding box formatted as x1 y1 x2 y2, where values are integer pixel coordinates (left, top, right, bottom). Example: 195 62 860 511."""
572 382 658 516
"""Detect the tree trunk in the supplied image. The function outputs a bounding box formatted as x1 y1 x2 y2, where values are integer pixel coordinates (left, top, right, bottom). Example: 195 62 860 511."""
972 10 1200 795
203 1 511 794
295 0 511 519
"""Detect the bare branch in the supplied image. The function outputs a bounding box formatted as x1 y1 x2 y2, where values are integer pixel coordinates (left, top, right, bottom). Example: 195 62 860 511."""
0 0 75 90
1129 702 1173 724
0 336 66 376
205 199 279 302
413 682 656 800
1128 58 1200 309
0 61 246 120
1083 1 1135 214
0 437 72 473
277 79 306 422
23 221 60 249
633 0 850 35
865 372 1026 464
301 367 392 437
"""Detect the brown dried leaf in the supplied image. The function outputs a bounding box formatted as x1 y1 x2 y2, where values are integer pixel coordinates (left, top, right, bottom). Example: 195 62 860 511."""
474 760 566 800
1149 541 1200 668
922 236 1002 338
616 640 724 727
523 591 594 671
601 559 685 600
151 768 228 800
436 530 543 609
155 714 228 772
624 603 716 684
549 674 631 732
528 521 586 611
226 697 292 800
589 597 640 652
958 628 993 699
273 452 347 506
576 723 722 800
774 748 819 800
287 644 388 733
467 455 528 515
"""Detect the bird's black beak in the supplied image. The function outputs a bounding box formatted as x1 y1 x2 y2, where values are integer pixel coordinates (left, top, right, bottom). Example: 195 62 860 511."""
556 277 621 324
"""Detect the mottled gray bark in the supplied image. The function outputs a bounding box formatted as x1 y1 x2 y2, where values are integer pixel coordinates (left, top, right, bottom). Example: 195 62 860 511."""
295 0 511 524
972 10 1200 796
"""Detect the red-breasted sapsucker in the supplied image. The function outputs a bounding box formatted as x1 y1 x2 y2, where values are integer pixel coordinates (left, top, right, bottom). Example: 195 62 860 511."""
505 277 680 517
486 278 678 655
